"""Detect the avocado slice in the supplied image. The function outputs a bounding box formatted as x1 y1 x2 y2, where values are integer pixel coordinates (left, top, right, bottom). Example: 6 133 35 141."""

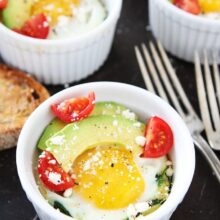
91 102 138 120
37 118 66 150
46 115 145 172
2 0 33 29
37 102 138 150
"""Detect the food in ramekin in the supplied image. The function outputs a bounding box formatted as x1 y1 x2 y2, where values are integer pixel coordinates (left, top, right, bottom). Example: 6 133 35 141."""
35 92 174 220
0 0 107 39
170 0 220 19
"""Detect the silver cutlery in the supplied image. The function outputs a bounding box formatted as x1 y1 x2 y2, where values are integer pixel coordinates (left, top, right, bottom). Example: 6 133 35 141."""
134 41 220 183
195 52 220 151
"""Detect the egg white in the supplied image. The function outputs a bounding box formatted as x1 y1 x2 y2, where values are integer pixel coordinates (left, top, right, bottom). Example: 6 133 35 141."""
48 0 107 39
45 156 167 220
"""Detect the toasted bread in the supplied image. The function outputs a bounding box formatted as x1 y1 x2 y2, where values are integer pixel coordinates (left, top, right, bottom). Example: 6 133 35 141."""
0 64 50 150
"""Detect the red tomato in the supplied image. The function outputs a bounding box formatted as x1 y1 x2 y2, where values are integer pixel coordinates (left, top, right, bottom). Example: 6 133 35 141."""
13 13 49 39
143 116 174 158
38 151 74 192
51 92 96 123
21 13 49 39
174 0 201 15
0 0 8 9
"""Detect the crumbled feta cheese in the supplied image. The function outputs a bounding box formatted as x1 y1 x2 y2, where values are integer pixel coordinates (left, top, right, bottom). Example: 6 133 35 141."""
126 145 133 151
71 174 77 179
43 21 49 28
50 135 65 145
72 136 77 142
48 172 62 185
122 109 136 120
166 167 174 176
48 160 56 165
72 112 79 117
135 136 146 146
72 124 79 130
113 120 118 126
135 202 150 213
44 3 55 11
127 204 136 217
166 160 173 166
63 188 73 198
83 160 92 171
133 122 141 127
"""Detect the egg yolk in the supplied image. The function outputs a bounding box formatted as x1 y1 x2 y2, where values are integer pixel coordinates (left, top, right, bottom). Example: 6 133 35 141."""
72 146 145 210
199 0 220 13
31 0 79 25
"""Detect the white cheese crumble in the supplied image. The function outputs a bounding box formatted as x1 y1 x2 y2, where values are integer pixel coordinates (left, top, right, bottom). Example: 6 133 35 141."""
127 204 136 217
133 122 141 127
63 188 73 198
166 167 174 176
48 160 56 165
122 109 136 120
126 145 133 151
113 120 118 126
72 124 79 130
50 135 65 145
166 160 172 166
72 112 79 117
127 202 150 219
135 136 146 146
48 172 62 185
134 202 150 213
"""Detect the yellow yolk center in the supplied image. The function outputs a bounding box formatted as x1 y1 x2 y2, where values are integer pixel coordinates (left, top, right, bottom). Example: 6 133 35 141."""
72 146 145 210
199 0 220 13
31 0 79 25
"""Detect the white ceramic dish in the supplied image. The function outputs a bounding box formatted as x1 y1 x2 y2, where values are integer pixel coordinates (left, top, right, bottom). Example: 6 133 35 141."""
0 0 122 85
16 82 195 220
149 0 220 63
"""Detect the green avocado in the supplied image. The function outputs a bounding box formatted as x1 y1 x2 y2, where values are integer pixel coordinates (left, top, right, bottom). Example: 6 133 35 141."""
37 102 138 150
2 0 33 29
46 115 145 172
91 101 138 120
37 118 66 150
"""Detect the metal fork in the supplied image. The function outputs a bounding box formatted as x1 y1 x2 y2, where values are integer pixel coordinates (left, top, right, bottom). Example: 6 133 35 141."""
134 41 220 183
195 52 220 150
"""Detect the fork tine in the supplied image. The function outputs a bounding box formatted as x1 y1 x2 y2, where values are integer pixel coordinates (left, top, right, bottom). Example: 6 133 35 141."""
149 42 185 117
194 52 212 132
212 53 220 131
204 52 220 131
141 43 168 102
157 41 195 114
134 46 155 93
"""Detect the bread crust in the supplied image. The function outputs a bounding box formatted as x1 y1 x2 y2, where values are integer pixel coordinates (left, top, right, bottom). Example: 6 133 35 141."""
0 64 50 150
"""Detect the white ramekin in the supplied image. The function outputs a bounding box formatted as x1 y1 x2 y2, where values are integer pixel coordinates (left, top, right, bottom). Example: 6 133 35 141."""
149 0 220 63
16 82 195 220
0 0 122 85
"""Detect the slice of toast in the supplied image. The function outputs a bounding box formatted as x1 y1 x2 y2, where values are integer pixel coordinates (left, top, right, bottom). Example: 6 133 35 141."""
0 64 50 150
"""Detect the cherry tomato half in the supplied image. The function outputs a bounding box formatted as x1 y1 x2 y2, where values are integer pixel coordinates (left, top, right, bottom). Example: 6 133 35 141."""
174 0 201 15
0 0 8 9
143 116 174 158
38 151 74 192
51 92 96 123
13 13 49 39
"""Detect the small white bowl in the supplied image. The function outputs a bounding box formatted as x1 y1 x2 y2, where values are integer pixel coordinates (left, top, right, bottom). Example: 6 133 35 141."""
0 0 122 85
16 82 195 220
149 0 220 63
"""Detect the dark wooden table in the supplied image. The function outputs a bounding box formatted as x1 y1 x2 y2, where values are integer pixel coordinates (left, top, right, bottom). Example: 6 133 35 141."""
0 0 220 219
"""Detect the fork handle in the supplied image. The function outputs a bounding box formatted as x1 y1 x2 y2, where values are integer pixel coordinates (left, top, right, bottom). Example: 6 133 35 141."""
193 134 220 183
